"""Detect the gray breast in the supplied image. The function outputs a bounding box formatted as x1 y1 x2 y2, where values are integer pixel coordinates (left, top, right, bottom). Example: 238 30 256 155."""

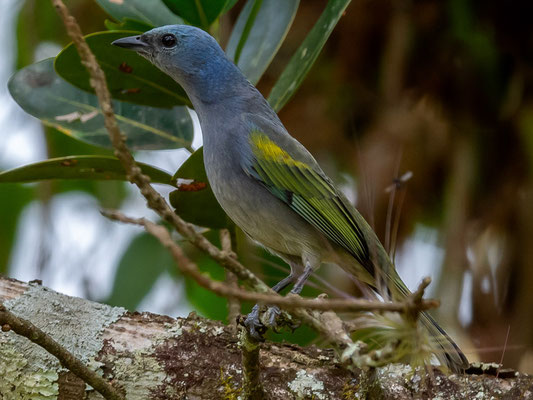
203 142 322 258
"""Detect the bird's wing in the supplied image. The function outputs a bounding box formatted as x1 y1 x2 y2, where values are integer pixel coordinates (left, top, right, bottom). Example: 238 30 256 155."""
242 127 373 275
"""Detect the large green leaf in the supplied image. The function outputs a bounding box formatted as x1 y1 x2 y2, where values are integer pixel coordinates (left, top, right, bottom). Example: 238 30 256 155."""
184 255 229 322
0 156 174 186
9 58 193 150
161 0 233 30
0 184 34 274
104 18 153 32
105 232 175 310
226 0 299 85
95 0 182 27
55 31 190 108
169 148 229 229
268 0 351 111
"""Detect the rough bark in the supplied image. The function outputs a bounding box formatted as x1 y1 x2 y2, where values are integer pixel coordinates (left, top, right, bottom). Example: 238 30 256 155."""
0 276 531 399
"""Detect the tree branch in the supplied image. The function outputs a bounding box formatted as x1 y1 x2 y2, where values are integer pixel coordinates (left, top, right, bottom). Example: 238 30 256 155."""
0 302 124 400
0 277 527 399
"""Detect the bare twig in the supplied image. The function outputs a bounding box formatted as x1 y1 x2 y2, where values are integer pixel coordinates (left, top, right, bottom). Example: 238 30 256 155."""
0 303 125 400
102 209 439 314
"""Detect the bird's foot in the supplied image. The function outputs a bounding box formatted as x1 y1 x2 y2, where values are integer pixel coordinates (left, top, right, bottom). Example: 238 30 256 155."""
264 305 281 331
243 304 267 340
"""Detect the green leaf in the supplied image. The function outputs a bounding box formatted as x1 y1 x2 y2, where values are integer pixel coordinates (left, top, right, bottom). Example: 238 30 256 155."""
161 0 230 30
104 18 153 32
95 0 182 27
0 156 174 186
221 0 239 14
169 148 229 229
106 232 175 310
55 31 190 108
184 254 229 321
268 0 351 111
226 0 299 85
0 184 34 274
9 58 193 150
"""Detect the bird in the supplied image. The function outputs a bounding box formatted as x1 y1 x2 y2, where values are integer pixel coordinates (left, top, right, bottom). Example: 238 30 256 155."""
112 25 469 373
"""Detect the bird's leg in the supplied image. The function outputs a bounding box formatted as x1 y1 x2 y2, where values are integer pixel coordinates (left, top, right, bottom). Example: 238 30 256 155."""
244 273 295 340
265 262 314 329
289 262 313 295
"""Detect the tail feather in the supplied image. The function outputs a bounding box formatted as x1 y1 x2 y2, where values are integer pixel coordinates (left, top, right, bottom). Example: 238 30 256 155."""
419 311 469 373
388 269 469 373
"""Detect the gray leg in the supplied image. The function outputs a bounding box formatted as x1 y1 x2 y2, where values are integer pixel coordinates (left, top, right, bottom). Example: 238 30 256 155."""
271 273 296 293
244 273 296 339
265 262 314 328
290 262 313 295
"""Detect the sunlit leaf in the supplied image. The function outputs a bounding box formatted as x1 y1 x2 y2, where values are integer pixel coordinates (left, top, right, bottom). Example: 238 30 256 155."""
226 0 299 85
161 0 232 29
9 58 193 150
268 0 351 111
55 31 190 108
169 148 229 229
221 0 239 14
0 156 174 186
95 0 182 27
106 232 175 310
104 18 153 32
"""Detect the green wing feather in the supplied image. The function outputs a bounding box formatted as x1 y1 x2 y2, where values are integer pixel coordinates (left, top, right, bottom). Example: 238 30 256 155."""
244 130 372 272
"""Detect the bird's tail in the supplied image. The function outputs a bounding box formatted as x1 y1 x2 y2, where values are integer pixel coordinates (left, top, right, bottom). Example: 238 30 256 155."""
388 271 469 373
418 309 469 373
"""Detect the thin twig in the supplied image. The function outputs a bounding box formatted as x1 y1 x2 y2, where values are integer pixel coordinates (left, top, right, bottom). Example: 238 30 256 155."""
102 210 439 313
0 303 125 400
496 325 511 378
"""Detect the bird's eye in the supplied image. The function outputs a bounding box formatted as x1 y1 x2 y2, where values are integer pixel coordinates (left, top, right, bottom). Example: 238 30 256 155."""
161 34 177 48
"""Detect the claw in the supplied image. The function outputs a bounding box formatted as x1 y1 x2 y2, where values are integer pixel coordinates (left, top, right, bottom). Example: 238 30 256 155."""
265 306 281 331
243 305 267 340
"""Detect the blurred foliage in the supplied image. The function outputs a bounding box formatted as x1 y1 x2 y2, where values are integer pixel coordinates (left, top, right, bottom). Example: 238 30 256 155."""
169 148 229 229
2 0 533 371
106 232 175 310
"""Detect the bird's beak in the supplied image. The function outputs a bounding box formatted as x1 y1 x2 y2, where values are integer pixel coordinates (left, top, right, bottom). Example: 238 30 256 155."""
111 35 150 52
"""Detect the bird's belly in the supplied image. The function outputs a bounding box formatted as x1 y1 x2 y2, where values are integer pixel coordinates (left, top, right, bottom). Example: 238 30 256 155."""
207 164 322 257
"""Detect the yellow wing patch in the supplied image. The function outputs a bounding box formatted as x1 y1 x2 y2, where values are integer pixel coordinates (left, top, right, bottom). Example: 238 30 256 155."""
250 131 307 168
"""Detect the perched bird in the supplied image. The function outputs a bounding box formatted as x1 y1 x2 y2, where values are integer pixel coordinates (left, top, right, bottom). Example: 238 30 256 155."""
113 25 468 372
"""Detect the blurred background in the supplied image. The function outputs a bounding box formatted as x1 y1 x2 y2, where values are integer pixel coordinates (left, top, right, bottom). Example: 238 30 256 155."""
1 0 533 372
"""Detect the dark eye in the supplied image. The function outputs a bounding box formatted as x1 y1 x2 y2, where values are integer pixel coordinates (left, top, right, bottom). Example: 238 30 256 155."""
161 34 177 48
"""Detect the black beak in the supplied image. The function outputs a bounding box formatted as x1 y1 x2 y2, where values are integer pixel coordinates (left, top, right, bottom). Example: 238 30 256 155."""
111 35 150 51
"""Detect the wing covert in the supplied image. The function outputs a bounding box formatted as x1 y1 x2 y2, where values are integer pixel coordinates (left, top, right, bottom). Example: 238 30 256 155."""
243 130 371 271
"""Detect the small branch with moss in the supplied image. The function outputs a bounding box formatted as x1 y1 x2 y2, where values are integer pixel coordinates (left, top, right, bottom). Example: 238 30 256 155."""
0 302 125 400
239 328 265 400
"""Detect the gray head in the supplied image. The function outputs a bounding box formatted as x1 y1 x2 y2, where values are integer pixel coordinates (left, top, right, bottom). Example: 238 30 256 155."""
112 25 247 104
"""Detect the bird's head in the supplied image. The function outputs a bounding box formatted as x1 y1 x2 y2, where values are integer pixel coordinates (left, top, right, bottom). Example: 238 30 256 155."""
112 25 229 89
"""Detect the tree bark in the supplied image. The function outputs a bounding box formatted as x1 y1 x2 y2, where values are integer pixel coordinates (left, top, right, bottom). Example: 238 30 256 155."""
0 276 531 399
